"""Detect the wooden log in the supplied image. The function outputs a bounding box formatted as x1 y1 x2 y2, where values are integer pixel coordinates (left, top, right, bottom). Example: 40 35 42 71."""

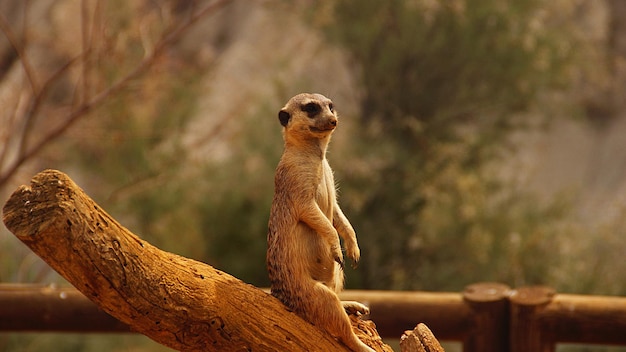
350 314 394 352
2 169 388 351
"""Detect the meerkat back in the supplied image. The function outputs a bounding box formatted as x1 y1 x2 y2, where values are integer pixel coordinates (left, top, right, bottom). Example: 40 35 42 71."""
267 93 374 352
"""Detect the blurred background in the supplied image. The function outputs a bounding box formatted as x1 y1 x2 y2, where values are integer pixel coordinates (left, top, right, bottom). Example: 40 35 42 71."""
1 0 625 351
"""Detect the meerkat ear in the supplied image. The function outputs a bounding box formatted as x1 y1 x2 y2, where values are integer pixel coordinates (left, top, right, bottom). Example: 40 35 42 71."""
278 110 291 127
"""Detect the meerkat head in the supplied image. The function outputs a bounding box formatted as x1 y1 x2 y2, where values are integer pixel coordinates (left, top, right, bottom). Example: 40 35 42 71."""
278 93 338 143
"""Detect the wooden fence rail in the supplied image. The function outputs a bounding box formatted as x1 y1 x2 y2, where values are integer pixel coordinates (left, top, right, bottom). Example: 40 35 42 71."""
1 283 626 352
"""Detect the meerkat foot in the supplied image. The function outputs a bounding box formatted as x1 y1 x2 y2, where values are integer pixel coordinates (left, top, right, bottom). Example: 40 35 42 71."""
345 335 376 352
342 301 370 316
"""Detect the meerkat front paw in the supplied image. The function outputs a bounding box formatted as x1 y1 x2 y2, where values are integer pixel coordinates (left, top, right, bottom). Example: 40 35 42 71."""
331 243 344 268
345 241 361 268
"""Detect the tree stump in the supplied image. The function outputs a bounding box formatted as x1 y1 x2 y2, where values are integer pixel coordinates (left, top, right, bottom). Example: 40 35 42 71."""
2 169 393 351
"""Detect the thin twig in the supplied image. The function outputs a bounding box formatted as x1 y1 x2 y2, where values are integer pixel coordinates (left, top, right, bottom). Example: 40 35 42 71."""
81 0 89 104
16 53 87 164
0 0 233 189
0 90 30 172
0 12 39 95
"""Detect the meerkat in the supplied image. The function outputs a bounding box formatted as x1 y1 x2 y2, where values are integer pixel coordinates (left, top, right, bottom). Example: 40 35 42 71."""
267 93 374 352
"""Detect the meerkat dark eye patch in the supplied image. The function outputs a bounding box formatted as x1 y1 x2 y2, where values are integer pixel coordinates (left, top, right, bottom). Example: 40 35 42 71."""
328 103 334 112
301 102 321 117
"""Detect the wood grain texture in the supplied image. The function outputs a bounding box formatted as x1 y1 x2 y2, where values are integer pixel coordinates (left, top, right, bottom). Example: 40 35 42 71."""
3 169 382 351
400 323 445 352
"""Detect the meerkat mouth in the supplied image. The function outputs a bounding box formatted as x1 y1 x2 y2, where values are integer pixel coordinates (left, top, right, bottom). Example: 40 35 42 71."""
309 126 335 133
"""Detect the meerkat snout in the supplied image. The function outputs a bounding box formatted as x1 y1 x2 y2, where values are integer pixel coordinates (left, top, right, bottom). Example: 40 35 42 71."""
317 115 337 131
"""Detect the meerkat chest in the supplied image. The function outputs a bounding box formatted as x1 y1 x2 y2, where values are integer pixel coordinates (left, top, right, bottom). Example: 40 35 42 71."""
316 159 336 218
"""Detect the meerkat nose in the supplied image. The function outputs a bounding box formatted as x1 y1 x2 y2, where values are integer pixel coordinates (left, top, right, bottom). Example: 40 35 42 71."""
330 119 337 126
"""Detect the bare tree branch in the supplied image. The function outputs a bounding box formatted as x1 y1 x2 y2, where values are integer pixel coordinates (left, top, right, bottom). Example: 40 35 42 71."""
0 0 233 190
16 53 86 165
0 90 27 171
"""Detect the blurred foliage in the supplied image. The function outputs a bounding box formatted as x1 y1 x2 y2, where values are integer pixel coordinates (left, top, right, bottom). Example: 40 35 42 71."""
321 0 576 291
68 57 208 258
195 103 282 286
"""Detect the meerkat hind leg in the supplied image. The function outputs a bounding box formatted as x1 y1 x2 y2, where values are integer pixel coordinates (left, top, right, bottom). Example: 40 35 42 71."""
342 301 370 316
307 283 375 352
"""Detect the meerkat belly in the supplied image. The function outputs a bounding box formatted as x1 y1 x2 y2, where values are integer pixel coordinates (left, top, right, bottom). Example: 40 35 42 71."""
316 162 336 217
292 222 335 284
308 164 338 286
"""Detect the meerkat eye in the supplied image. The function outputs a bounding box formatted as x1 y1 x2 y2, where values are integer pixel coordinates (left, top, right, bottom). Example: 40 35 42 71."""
328 103 334 112
301 102 321 117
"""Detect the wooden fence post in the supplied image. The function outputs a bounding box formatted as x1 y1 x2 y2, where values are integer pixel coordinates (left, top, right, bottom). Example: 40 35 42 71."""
462 282 511 352
509 286 556 352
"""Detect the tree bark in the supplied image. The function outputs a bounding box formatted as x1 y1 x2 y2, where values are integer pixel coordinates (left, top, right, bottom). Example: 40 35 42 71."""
2 169 387 351
400 323 445 352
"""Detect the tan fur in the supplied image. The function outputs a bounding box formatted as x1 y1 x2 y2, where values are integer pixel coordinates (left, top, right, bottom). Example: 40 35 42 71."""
267 93 374 352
